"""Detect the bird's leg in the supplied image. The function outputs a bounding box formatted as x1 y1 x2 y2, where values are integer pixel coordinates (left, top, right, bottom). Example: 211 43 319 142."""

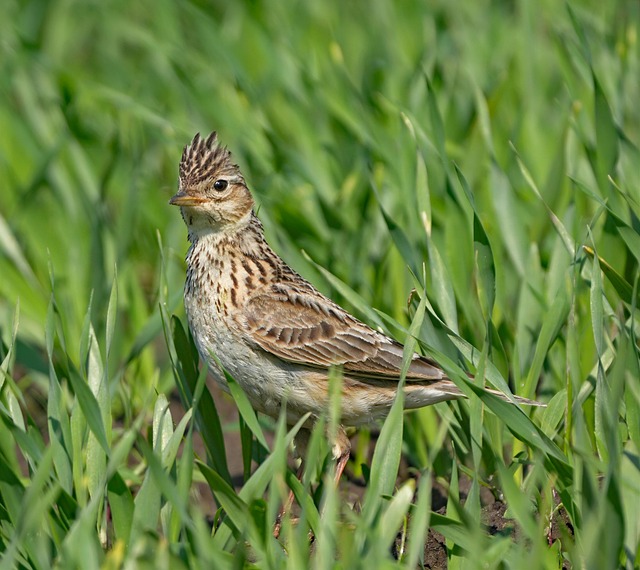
273 462 304 539
273 428 311 538
331 425 351 487
273 425 351 539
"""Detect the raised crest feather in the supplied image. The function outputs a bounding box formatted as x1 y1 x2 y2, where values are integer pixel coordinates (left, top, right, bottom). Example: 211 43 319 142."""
179 131 243 188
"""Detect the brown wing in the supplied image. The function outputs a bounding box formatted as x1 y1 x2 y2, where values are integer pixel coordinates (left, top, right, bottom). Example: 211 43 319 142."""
238 285 446 381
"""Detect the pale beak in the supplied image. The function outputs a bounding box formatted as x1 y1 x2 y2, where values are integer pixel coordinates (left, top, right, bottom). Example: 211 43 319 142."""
169 192 209 206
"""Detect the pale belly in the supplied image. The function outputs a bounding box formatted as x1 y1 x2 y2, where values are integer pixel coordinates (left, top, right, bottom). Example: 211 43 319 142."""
184 292 317 421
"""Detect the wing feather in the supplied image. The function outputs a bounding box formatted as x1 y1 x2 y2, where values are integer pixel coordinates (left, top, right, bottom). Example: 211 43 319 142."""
239 286 446 381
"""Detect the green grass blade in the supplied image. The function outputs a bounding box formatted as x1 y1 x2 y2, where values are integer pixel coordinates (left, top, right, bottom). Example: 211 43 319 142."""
513 146 576 258
105 267 118 359
66 362 110 455
223 367 269 452
456 165 496 319
583 245 638 307
405 472 432 568
523 281 571 398
592 72 619 192
106 472 134 549
168 315 232 484
198 461 248 539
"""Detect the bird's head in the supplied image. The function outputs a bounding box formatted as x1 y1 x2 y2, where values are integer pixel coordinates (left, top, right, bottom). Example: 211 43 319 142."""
170 132 254 238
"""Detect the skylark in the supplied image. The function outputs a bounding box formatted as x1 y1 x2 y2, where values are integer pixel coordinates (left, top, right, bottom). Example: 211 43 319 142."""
170 132 541 485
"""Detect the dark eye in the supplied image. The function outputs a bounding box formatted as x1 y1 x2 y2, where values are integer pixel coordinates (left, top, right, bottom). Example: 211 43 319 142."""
213 179 228 191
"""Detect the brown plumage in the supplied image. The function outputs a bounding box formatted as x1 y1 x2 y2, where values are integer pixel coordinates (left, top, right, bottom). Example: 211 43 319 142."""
170 132 542 521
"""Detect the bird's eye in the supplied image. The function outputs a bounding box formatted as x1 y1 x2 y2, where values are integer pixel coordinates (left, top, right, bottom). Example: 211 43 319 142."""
213 179 228 191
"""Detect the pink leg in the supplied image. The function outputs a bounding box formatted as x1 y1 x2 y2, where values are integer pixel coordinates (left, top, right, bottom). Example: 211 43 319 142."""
274 462 304 539
273 425 351 539
332 426 351 486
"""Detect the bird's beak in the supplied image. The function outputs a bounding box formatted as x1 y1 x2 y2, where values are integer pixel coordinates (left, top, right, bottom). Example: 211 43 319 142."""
169 192 208 206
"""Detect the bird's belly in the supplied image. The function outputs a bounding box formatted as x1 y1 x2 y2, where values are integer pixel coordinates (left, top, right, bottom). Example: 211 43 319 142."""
184 295 303 419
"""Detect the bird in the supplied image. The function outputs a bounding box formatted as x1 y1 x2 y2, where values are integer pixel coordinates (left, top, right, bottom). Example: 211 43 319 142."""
169 131 542 495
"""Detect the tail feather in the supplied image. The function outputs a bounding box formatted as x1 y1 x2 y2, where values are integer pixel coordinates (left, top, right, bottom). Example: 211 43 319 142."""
403 379 545 408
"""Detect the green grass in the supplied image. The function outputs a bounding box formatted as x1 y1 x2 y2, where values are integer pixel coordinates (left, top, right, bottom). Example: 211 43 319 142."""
1 0 639 567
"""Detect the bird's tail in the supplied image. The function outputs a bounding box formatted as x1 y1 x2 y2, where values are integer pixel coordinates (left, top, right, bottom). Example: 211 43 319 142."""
403 379 545 409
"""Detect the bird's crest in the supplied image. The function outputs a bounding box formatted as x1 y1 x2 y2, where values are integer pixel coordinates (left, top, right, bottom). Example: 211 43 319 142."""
179 132 243 188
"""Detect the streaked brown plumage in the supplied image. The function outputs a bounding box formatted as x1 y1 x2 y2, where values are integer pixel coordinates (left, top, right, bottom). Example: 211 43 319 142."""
170 132 541 499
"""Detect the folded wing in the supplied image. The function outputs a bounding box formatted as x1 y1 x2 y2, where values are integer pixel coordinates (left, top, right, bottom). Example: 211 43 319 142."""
238 285 446 381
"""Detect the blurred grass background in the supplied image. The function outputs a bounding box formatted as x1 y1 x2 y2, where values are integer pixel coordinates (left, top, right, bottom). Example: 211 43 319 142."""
1 0 639 568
